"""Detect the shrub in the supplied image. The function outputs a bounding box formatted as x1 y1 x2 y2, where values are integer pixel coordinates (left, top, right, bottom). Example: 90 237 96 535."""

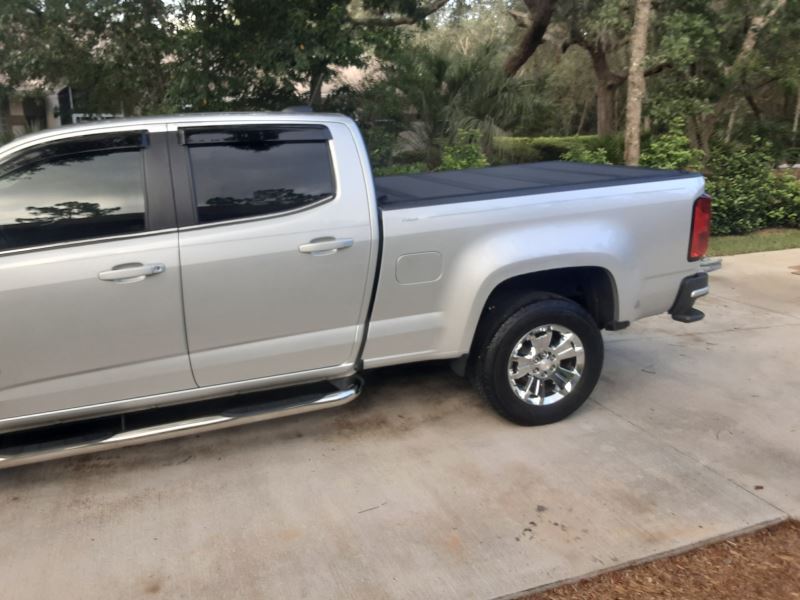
640 119 704 171
373 162 427 177
705 140 800 235
493 134 623 165
438 130 489 171
560 146 611 165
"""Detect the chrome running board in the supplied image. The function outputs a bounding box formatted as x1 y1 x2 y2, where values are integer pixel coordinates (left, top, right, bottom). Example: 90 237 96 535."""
0 379 361 470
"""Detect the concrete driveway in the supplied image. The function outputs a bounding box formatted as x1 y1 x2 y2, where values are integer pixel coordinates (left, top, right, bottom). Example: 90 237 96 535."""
1 249 798 600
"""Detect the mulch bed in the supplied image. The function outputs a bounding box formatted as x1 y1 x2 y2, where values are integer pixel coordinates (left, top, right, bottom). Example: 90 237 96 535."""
525 520 800 600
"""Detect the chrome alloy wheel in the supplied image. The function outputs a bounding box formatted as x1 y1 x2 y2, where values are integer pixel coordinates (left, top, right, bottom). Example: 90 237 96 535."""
506 324 585 406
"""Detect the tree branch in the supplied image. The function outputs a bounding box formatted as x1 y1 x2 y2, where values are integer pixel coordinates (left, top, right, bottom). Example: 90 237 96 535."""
508 9 531 29
745 94 762 122
643 61 671 77
727 0 787 75
346 0 450 26
503 0 557 77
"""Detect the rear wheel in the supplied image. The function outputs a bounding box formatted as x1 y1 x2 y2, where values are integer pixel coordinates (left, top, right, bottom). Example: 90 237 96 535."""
474 298 603 425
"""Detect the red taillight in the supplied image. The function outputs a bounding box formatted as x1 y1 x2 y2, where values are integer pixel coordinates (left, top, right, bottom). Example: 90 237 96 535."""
689 194 712 261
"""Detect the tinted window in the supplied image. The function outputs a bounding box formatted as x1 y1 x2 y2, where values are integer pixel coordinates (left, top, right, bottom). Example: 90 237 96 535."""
188 139 335 224
0 138 146 252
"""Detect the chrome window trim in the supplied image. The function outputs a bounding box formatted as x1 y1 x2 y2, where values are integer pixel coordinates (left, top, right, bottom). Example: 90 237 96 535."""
0 121 169 162
0 228 179 258
177 195 337 231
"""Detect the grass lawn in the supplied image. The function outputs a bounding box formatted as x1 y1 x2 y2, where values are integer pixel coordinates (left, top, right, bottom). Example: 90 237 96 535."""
709 228 800 256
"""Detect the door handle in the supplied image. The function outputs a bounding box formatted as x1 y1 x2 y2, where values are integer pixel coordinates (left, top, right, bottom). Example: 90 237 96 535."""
98 263 166 283
298 237 354 256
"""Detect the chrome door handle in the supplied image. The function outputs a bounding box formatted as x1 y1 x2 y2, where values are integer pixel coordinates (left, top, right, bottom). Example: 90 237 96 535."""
298 237 354 256
98 263 166 283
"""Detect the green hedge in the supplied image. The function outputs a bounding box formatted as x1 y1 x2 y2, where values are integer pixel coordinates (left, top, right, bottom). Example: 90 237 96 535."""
492 134 624 165
705 144 800 235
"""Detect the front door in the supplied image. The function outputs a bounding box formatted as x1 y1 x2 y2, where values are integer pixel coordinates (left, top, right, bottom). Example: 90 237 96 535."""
0 127 195 424
170 121 375 387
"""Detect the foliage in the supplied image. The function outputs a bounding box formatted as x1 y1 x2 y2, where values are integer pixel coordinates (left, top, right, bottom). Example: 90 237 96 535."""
640 119 704 170
356 32 538 168
0 0 174 114
493 134 623 164
438 130 489 170
560 146 611 165
0 1 442 115
167 1 403 111
705 140 800 235
373 162 427 176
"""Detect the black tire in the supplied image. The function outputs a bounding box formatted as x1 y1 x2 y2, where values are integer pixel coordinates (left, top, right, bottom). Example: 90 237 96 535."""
473 298 603 426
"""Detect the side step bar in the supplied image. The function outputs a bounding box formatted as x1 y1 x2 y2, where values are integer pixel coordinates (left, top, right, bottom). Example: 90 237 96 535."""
0 379 362 470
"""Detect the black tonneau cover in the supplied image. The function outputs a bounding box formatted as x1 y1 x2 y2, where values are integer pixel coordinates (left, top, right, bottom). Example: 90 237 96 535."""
375 160 700 210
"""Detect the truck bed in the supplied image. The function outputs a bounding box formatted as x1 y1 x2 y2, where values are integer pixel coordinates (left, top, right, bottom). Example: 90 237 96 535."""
375 161 700 210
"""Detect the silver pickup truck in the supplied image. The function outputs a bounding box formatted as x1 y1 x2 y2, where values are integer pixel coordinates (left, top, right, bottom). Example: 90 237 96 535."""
0 111 710 467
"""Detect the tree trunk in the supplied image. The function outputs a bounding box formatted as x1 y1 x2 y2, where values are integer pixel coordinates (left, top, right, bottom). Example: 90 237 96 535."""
586 44 625 136
596 84 616 136
697 113 716 157
576 98 590 135
308 65 327 110
793 89 800 140
623 0 652 166
724 100 740 144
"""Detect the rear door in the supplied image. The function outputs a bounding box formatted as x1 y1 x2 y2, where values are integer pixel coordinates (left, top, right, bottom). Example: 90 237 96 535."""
0 127 195 424
168 120 375 387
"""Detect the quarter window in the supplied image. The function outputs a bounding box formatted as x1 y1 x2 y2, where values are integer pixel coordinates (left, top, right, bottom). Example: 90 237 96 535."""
0 133 147 252
186 128 336 224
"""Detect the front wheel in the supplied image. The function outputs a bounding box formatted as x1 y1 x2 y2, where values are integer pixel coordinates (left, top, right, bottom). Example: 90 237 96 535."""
474 298 604 425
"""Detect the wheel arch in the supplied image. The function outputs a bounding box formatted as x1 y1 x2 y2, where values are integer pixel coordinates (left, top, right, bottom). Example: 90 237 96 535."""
455 266 618 376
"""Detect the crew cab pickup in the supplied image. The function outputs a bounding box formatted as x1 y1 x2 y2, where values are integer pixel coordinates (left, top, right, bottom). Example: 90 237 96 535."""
0 112 710 467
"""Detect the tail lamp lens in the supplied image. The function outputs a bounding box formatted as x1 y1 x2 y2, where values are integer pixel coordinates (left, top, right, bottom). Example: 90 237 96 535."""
689 194 711 261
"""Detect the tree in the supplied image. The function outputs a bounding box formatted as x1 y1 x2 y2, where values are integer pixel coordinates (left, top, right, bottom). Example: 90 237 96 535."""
693 0 787 154
167 0 452 111
0 0 174 115
544 0 673 137
506 0 667 136
646 0 793 156
0 1 451 116
623 0 652 165
16 202 120 223
366 34 534 167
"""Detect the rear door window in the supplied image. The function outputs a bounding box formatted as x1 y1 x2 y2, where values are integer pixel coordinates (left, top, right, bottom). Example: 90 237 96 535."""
184 126 336 224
